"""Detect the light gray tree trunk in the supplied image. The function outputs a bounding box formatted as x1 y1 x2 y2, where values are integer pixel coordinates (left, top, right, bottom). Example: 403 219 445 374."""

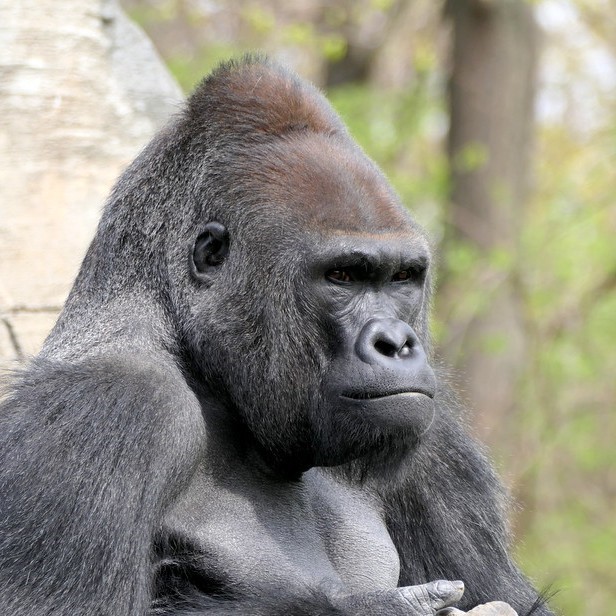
0 0 182 368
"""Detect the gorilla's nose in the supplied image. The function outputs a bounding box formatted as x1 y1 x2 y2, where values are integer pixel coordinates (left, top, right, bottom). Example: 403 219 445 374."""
355 318 425 367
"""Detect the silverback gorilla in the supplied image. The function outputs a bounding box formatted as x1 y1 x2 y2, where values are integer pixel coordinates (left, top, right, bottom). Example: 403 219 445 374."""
0 57 551 616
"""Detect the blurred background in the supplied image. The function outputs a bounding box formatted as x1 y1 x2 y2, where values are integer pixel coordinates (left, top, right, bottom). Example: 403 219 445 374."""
0 1 614 614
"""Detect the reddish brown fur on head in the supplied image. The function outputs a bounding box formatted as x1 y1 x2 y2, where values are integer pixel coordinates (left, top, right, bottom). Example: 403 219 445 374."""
186 55 348 141
185 55 419 239
245 135 414 234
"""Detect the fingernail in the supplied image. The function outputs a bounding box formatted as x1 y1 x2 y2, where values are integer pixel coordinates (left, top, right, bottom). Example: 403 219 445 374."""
436 580 460 594
435 579 465 598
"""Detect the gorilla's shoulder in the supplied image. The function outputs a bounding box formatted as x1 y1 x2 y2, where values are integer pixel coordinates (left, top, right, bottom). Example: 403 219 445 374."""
1 353 200 424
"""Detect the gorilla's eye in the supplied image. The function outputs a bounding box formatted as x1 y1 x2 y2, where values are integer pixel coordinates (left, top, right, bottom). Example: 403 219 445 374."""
326 269 353 283
392 270 408 282
391 265 426 283
192 221 229 277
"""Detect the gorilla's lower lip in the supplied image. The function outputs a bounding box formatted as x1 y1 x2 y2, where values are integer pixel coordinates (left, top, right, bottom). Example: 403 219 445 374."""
341 390 434 401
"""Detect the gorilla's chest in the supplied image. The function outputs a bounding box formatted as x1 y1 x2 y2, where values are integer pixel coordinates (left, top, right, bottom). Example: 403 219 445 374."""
160 466 400 599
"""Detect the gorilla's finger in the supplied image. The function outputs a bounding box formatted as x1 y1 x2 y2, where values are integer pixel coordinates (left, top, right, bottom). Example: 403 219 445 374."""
399 579 465 612
465 602 518 615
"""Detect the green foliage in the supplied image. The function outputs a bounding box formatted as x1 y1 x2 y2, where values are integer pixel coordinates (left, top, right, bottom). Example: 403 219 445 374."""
242 5 276 35
513 119 616 615
452 141 489 173
166 44 242 93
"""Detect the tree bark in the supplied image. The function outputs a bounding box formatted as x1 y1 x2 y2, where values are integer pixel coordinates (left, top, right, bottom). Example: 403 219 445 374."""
0 0 182 368
441 0 538 448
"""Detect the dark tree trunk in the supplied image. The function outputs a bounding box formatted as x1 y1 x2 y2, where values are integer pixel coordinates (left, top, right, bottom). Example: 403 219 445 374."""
441 0 538 450
323 0 406 88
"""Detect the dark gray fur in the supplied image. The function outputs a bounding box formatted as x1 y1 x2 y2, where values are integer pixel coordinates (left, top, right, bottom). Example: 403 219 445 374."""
0 56 551 616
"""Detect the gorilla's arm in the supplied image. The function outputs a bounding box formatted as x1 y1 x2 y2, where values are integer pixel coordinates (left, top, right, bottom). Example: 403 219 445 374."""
380 392 551 616
151 580 464 616
0 355 204 616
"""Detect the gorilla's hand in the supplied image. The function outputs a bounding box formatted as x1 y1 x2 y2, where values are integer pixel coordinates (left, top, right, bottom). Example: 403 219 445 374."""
438 601 518 616
336 579 464 615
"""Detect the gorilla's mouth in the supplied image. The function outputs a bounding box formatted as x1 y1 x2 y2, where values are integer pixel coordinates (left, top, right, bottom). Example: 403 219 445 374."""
341 389 434 401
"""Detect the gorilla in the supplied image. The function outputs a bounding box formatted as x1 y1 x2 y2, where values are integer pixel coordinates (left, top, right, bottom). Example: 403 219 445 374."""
0 57 551 616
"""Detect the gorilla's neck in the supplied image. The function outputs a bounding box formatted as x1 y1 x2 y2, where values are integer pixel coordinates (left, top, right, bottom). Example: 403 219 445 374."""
185 382 309 480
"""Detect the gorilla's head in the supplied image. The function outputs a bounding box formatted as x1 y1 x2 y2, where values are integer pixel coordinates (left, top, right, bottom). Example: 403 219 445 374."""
168 58 437 475
70 57 436 476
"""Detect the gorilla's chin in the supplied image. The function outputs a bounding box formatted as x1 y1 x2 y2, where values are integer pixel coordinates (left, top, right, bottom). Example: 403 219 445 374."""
310 396 432 469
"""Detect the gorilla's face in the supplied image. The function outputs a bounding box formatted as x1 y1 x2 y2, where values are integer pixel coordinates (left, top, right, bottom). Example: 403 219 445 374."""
185 134 436 474
309 232 436 467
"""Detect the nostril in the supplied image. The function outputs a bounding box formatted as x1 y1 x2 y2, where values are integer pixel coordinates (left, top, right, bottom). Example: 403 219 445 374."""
375 339 398 358
374 336 413 359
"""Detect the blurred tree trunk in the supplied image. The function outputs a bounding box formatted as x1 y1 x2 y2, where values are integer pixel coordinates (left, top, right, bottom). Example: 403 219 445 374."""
441 1 538 450
323 0 406 88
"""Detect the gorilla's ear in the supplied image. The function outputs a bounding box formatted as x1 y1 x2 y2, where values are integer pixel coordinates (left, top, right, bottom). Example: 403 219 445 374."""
192 222 229 281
